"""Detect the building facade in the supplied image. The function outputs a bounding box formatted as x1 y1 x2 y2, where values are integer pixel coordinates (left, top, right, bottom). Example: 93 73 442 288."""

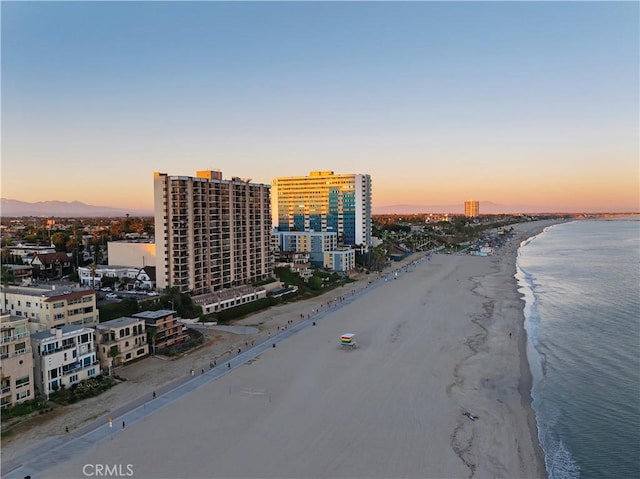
154 170 272 295
464 201 480 217
107 241 156 269
275 231 338 266
1 285 99 333
272 171 372 247
31 325 98 399
95 317 148 374
323 249 356 273
0 312 34 408
78 265 156 291
132 310 183 354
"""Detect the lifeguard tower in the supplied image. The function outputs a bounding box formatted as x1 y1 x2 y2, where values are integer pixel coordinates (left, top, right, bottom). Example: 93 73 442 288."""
340 333 357 349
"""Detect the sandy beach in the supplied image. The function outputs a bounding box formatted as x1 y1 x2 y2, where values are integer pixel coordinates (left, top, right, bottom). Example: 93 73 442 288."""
2 220 555 479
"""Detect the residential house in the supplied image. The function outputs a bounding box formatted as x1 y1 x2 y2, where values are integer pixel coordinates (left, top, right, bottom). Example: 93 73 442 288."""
132 310 183 354
78 264 157 291
0 311 34 408
31 252 73 280
95 317 148 374
30 325 98 399
1 285 99 333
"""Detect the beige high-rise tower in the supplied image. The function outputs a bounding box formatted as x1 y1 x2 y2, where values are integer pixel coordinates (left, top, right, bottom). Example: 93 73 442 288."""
153 171 272 295
464 200 480 217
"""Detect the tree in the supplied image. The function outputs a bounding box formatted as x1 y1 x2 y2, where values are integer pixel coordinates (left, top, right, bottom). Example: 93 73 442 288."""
51 232 68 252
89 263 98 289
147 326 158 356
107 346 121 376
308 275 323 290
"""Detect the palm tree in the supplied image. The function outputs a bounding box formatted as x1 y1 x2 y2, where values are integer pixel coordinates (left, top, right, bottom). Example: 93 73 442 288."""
89 262 97 289
107 345 121 377
148 326 158 356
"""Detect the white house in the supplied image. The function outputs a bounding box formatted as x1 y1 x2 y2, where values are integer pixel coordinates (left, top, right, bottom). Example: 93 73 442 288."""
30 325 98 399
78 265 156 290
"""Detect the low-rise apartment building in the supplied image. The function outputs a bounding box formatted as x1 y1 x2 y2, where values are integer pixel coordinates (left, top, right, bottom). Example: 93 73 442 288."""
1 285 99 333
132 310 183 354
95 317 149 374
274 231 338 266
192 286 267 315
323 249 356 273
0 311 34 409
30 325 98 399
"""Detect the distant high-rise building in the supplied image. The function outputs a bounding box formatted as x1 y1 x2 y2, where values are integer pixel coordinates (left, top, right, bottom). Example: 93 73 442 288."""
153 171 272 295
464 200 480 217
272 171 372 247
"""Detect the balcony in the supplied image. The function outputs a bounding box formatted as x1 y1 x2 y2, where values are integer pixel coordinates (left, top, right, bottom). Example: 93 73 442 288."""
62 361 99 376
0 332 29 344
41 342 76 356
0 348 31 360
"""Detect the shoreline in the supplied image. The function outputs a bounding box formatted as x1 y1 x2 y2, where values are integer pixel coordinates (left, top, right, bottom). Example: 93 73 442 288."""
512 224 554 478
2 221 558 479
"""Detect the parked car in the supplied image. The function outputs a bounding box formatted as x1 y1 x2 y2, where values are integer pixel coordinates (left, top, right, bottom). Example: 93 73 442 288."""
105 293 118 299
100 287 112 292
147 292 160 296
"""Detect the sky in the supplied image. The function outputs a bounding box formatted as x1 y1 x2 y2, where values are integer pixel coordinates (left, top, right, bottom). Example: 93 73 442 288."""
2 1 638 213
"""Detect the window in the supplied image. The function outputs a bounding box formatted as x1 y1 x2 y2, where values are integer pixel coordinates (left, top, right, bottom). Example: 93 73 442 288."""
69 374 78 383
53 302 64 309
137 348 145 356
88 368 95 377
16 390 30 400
15 376 30 387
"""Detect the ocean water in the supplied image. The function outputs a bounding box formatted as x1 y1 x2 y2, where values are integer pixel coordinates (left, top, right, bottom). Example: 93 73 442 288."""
517 219 640 479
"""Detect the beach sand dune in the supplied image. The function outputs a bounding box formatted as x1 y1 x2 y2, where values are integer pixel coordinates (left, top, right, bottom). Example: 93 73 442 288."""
6 221 554 479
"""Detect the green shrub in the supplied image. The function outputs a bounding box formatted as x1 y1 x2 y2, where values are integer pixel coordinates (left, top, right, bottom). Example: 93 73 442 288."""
0 398 50 420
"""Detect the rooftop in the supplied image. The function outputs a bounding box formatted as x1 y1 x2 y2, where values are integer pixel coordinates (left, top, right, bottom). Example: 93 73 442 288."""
132 310 176 320
96 316 144 330
30 324 93 341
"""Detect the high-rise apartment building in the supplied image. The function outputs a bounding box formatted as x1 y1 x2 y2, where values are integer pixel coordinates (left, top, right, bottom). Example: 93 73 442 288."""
272 171 372 247
154 171 272 295
464 200 480 217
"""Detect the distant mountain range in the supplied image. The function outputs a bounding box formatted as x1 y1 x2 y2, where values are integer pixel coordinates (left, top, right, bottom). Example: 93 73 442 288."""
1 198 153 218
1 198 601 218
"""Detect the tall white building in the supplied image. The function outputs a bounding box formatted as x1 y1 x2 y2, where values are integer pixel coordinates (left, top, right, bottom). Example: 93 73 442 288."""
272 171 372 247
30 325 98 399
153 170 272 295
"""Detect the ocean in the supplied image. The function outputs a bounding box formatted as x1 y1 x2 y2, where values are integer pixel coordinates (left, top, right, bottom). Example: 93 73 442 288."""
517 218 640 479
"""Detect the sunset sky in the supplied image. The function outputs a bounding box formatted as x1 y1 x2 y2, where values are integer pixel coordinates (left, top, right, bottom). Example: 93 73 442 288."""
2 1 638 213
